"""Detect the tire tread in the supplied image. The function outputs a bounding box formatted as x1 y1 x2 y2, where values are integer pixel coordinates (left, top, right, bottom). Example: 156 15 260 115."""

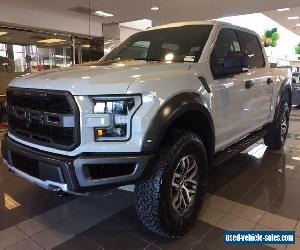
135 129 207 238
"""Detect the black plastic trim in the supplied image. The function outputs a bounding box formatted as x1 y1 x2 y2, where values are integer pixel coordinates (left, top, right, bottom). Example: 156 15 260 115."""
198 77 212 93
2 133 79 190
211 126 268 166
1 135 154 192
6 87 80 151
141 92 215 154
275 78 292 120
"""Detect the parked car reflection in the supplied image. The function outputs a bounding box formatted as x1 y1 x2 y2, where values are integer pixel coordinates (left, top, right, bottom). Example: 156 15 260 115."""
0 57 24 125
292 72 300 106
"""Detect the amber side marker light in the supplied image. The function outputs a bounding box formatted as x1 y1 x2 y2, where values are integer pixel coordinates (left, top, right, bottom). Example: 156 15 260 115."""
97 129 104 137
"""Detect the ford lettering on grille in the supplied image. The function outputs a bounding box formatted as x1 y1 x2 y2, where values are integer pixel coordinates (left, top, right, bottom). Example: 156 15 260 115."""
6 88 80 151
8 106 75 128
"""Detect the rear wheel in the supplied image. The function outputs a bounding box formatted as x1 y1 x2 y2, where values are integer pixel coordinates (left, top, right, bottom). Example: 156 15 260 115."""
264 93 290 150
135 130 208 238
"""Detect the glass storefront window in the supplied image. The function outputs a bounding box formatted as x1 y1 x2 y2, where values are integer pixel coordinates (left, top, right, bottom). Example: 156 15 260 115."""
0 43 6 57
0 27 104 94
0 26 104 124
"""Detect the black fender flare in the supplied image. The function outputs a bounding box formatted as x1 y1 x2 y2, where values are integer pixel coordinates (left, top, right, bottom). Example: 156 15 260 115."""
274 78 292 121
141 92 215 154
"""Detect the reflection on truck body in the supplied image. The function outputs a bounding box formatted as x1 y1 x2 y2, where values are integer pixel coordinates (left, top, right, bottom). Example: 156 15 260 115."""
0 56 23 122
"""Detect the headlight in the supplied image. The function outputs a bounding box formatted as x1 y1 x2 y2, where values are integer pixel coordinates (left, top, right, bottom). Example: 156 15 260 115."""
90 95 142 141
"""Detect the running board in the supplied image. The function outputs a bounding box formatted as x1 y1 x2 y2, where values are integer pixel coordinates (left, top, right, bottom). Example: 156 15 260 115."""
210 127 268 166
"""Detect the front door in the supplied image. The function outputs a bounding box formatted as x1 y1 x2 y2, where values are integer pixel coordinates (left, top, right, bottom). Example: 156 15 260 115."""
209 28 255 151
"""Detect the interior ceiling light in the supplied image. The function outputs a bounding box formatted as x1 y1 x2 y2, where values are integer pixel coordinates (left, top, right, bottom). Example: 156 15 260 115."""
277 8 290 12
150 7 160 11
37 38 67 44
0 32 8 36
287 16 299 20
94 10 114 17
296 23 300 27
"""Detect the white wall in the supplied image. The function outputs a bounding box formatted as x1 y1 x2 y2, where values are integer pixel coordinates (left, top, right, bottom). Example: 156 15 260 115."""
121 19 152 30
120 26 140 42
0 5 102 37
120 19 152 42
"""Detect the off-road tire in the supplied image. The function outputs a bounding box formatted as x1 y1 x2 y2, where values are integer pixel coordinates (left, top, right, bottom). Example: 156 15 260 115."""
264 93 290 150
135 129 208 238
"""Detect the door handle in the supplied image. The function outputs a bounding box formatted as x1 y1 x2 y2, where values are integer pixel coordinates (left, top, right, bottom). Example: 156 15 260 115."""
245 80 254 89
267 78 273 85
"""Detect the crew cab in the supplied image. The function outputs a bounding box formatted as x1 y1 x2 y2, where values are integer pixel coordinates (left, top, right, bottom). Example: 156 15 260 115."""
1 21 291 238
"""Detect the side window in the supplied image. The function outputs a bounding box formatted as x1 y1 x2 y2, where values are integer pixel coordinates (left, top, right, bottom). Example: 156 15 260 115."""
238 31 265 69
210 29 241 75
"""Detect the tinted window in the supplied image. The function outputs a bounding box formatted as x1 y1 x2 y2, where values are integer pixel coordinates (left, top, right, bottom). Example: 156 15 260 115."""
210 29 241 75
239 31 265 69
103 25 213 63
117 41 150 60
293 75 300 84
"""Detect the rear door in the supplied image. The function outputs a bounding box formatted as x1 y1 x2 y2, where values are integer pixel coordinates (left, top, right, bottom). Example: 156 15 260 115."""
237 31 273 128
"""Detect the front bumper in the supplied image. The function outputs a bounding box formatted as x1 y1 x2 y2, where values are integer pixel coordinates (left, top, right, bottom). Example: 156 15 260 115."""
1 135 154 194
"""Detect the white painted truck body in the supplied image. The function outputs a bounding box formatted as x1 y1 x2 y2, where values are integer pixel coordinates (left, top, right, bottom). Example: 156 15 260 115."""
2 21 290 195
8 21 288 156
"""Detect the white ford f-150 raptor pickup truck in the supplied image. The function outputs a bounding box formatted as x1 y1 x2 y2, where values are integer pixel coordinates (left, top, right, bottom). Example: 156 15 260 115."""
1 21 291 238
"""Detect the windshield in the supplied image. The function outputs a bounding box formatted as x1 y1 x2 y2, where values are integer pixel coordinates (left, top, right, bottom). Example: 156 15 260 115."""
103 25 213 63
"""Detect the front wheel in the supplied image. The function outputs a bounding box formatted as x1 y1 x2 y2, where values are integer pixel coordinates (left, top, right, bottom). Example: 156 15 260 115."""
264 94 290 150
135 130 208 238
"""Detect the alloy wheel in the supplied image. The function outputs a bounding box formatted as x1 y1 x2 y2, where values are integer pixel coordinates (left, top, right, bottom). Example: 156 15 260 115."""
280 108 289 143
171 155 198 214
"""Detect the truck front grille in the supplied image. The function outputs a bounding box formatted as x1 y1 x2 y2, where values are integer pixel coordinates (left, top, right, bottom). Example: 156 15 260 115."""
6 88 80 151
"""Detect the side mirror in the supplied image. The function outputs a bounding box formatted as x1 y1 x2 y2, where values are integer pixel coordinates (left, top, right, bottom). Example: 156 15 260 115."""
214 51 249 77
